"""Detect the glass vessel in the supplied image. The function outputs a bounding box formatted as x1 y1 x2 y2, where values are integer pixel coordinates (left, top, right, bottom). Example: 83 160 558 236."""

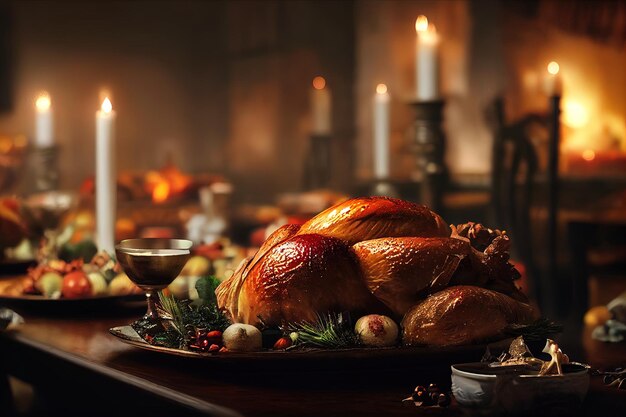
115 238 192 321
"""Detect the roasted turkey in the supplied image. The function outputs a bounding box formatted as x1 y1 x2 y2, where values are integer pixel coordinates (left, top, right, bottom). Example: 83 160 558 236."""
216 196 533 345
402 286 537 346
296 196 450 245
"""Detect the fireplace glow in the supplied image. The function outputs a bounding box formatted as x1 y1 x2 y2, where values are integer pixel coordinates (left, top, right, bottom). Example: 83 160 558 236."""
581 149 595 161
563 100 589 129
152 180 171 203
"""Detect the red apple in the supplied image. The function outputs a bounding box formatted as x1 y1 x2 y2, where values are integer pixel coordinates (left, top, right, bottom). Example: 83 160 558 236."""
62 270 92 298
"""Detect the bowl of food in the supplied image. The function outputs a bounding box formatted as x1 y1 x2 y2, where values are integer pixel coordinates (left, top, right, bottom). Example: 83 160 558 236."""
451 339 590 415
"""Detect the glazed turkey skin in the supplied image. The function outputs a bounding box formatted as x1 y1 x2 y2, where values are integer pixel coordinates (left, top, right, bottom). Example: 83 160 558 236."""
235 233 388 326
296 196 449 245
353 237 471 317
215 223 301 320
402 286 537 347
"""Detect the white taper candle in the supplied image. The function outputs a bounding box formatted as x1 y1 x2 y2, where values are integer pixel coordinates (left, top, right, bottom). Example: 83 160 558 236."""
95 97 116 254
373 84 390 179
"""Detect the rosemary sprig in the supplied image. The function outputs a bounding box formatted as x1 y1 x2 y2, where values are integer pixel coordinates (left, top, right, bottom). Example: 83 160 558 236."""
504 318 563 342
287 312 360 349
157 291 185 336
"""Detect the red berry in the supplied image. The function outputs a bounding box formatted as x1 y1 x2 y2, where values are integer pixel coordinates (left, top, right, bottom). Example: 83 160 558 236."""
273 337 292 350
206 330 223 345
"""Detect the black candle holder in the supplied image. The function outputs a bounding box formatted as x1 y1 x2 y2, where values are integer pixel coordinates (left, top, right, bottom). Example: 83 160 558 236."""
409 100 447 213
303 134 331 190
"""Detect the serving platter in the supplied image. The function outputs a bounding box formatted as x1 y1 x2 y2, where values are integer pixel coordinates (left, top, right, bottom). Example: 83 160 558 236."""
109 325 511 364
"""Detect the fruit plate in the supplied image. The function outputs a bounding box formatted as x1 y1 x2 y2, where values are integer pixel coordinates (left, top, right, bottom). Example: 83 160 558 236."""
0 277 144 313
109 325 512 370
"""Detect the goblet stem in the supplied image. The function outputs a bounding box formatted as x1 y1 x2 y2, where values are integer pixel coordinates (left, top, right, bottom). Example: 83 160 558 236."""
144 289 160 321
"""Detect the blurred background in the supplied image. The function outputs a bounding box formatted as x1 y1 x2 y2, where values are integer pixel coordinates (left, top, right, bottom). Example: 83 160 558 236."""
0 0 625 320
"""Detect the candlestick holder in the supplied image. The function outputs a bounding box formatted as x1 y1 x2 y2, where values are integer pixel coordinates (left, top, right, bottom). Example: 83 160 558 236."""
303 134 332 190
30 145 59 192
409 100 447 213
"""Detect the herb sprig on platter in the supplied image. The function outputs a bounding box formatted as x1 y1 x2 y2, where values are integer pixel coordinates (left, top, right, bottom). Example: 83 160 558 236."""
133 276 231 350
287 312 360 349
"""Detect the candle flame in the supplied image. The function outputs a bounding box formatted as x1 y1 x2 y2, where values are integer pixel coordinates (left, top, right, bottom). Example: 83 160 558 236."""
547 61 560 75
35 93 51 111
376 84 388 95
312 76 326 90
582 149 595 161
415 15 429 33
101 97 113 113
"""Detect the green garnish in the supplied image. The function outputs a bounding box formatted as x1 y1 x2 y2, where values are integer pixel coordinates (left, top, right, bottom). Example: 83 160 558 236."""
504 318 563 342
287 312 360 349
147 276 231 349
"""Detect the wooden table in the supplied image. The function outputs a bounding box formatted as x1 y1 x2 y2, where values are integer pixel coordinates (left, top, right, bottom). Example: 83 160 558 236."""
1 311 625 417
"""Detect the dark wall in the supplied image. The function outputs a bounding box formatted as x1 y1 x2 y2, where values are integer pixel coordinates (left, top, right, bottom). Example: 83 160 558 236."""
0 0 356 203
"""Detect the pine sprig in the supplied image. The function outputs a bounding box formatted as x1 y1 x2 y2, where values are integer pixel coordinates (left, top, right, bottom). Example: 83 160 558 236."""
288 312 360 349
157 291 186 336
182 303 231 332
504 318 563 342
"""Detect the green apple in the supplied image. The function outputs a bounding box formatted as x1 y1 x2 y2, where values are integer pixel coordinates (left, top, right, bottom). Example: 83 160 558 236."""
36 272 63 298
87 272 108 296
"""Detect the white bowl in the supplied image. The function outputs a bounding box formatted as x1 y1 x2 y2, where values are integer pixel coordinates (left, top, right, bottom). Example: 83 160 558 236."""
451 362 590 415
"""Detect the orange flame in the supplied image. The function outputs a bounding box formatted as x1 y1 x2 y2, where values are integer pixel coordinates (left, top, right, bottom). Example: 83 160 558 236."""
547 61 560 75
152 180 170 203
415 15 429 33
312 76 326 90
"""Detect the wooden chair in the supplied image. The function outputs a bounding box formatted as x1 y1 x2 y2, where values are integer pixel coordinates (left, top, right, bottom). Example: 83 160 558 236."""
488 98 544 306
